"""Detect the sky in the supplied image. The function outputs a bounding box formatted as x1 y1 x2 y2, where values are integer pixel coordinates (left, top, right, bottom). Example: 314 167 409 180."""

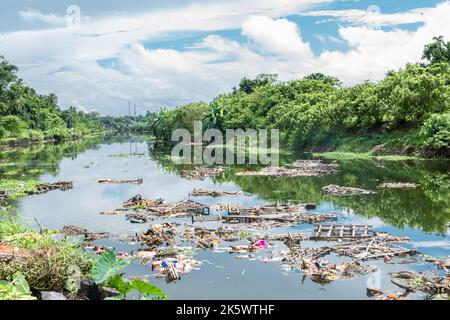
0 0 449 115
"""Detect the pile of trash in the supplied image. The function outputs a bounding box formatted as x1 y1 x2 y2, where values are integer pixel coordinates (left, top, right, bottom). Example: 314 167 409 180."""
181 167 227 180
30 181 73 195
330 237 416 261
223 213 337 225
190 189 244 197
62 225 110 241
390 271 449 295
322 185 377 196
225 203 315 216
236 160 339 177
98 178 143 185
146 199 210 217
152 257 202 282
194 228 222 249
377 182 420 189
123 195 163 209
292 160 339 174
137 223 177 247
424 255 450 272
100 208 128 216
125 213 149 224
229 240 272 253
135 247 201 283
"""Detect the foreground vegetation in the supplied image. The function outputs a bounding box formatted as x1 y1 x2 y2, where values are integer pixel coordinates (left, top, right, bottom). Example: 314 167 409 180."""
0 213 166 300
144 37 450 158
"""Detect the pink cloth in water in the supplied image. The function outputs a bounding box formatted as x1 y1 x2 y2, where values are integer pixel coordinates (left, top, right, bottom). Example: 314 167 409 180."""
252 240 271 248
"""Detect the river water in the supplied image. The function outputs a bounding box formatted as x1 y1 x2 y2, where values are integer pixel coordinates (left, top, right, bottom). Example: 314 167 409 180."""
1 135 449 300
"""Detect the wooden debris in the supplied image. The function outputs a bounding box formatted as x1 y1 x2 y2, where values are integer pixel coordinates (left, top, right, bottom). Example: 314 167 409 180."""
259 232 310 242
138 223 176 246
62 225 109 241
166 262 181 283
125 213 149 224
181 167 227 180
100 208 128 216
311 224 374 241
236 160 339 177
191 214 222 223
122 195 164 209
377 182 420 189
424 256 450 272
146 199 210 217
190 189 244 197
322 185 376 196
28 181 73 195
98 178 143 185
223 213 336 225
329 236 416 261
224 203 309 216
390 271 449 295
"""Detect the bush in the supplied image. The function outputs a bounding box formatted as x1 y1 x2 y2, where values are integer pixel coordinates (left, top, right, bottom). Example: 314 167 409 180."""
25 129 45 141
0 116 27 138
0 221 92 293
420 113 450 157
44 127 70 141
0 127 6 139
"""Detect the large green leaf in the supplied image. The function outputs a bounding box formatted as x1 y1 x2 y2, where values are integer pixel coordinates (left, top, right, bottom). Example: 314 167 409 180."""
12 272 32 296
91 250 130 284
128 279 167 299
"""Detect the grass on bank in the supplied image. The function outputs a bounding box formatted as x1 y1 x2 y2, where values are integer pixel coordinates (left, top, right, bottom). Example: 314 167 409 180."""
0 216 92 294
313 130 433 161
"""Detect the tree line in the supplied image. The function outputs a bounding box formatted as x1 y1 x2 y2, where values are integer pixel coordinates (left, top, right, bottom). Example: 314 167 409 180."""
0 57 105 142
145 36 450 157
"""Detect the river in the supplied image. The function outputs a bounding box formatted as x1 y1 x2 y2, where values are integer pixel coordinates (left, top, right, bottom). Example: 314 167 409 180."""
1 135 449 300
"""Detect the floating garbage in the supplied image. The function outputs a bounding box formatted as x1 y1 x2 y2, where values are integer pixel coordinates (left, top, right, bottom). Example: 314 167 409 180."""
181 167 227 180
100 208 128 216
236 160 339 177
98 178 143 185
190 189 244 197
137 223 176 246
152 256 202 282
62 225 110 241
311 224 374 241
125 213 148 224
322 185 377 196
252 240 271 249
28 181 73 195
377 182 420 189
146 199 210 217
123 195 164 209
390 271 449 295
424 255 450 272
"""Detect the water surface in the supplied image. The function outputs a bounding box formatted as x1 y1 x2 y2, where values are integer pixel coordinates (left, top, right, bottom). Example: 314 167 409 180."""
1 136 449 300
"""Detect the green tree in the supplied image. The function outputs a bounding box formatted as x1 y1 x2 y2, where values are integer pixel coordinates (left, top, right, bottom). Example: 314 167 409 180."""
423 36 450 64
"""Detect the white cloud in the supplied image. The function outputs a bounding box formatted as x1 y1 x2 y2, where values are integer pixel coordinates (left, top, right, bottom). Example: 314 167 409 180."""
19 9 66 26
1 1 450 115
242 16 313 60
303 6 434 27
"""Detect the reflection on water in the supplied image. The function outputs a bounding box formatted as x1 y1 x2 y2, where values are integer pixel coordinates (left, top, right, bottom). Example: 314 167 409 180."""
1 136 449 300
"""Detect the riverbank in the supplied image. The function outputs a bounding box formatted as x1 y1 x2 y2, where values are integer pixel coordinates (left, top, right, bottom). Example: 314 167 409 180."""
0 130 107 150
308 129 450 160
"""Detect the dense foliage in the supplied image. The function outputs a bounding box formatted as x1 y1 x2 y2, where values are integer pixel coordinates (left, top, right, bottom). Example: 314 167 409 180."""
147 37 450 157
0 56 103 142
